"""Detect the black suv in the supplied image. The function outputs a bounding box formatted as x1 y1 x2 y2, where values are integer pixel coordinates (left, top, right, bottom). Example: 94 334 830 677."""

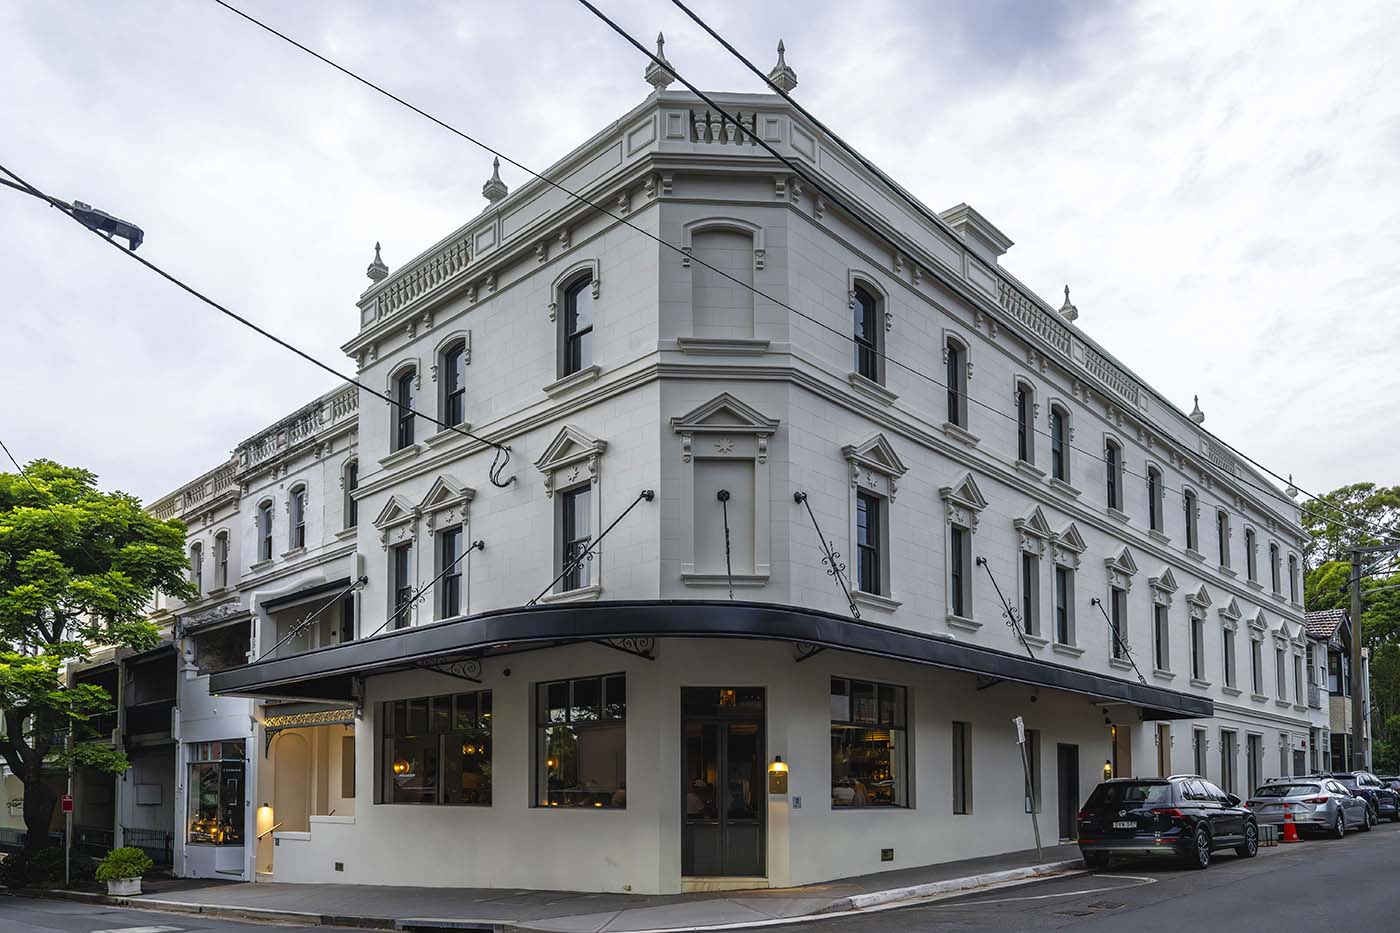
1078 775 1258 870
1319 771 1400 823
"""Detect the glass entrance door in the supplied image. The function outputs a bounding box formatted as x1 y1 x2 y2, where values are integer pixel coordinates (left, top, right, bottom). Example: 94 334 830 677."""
682 688 765 877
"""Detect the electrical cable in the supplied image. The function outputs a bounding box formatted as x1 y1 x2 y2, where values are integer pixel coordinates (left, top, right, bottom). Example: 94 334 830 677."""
0 161 516 489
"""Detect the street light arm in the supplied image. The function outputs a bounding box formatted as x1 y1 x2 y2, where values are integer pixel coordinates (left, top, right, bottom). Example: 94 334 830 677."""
0 173 143 250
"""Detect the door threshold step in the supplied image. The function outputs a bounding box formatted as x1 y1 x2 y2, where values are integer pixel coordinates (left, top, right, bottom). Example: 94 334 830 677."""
681 876 769 893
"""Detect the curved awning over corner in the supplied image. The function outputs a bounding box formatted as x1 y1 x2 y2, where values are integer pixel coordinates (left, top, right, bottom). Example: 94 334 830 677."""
209 599 1212 720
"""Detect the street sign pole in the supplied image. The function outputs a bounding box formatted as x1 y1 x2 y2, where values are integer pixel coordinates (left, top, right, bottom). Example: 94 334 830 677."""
1014 716 1043 863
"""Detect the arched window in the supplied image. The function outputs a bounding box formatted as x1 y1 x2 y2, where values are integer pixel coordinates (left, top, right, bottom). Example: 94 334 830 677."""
344 460 359 530
1270 542 1281 593
190 543 203 593
563 273 594 376
1147 466 1164 532
1245 527 1258 581
289 486 307 550
393 368 416 451
1183 490 1199 551
945 336 967 428
214 531 229 589
1288 554 1299 601
1050 406 1069 482
853 285 881 383
1216 510 1231 568
257 499 274 562
441 340 467 427
1105 439 1123 511
1015 382 1034 464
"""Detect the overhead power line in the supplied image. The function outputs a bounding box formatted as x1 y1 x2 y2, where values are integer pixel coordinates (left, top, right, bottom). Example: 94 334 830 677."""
0 162 516 489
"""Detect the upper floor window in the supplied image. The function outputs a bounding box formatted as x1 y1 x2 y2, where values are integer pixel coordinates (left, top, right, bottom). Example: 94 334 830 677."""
1270 542 1281 593
1183 490 1199 551
1110 586 1128 660
1015 383 1034 464
853 285 881 383
441 339 467 427
392 542 414 628
1245 527 1257 581
1288 554 1299 602
1050 406 1069 482
563 273 594 377
1147 467 1163 532
561 486 593 592
344 460 359 530
1104 439 1123 511
394 369 416 451
213 531 229 590
856 491 883 596
289 486 306 550
1216 510 1230 568
949 523 972 619
944 337 967 428
257 500 273 563
438 526 464 619
1054 565 1075 646
189 543 203 593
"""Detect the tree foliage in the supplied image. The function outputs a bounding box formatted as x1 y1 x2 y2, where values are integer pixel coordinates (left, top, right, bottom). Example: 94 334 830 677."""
0 460 192 852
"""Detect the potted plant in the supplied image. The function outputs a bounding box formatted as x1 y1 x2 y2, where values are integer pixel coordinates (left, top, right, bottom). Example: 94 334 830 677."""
95 847 154 896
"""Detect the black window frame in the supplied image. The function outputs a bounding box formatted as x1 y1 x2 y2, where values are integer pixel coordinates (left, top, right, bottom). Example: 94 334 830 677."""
1021 552 1039 636
853 284 881 383
289 486 306 550
1190 614 1205 680
438 525 464 619
1245 528 1257 581
535 674 626 809
381 690 493 806
1015 383 1033 464
560 485 593 592
856 491 883 596
345 460 359 529
1110 586 1128 660
1270 543 1281 593
563 273 594 377
1054 565 1074 645
952 720 973 814
1105 439 1122 510
830 676 909 809
394 369 416 451
391 541 414 629
257 500 273 562
1183 490 1198 551
949 524 970 619
187 740 246 846
1224 627 1237 688
190 543 203 592
1153 602 1170 671
1216 510 1230 567
945 338 966 427
442 339 467 427
1050 406 1068 481
1147 466 1163 532
214 531 228 589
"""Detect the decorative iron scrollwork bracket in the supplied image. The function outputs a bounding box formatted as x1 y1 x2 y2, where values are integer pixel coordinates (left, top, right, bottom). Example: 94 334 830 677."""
595 636 656 660
413 656 483 683
793 641 827 663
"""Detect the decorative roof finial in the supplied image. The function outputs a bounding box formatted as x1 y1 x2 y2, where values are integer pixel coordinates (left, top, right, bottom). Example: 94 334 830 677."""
644 31 676 93
1189 395 1205 425
1285 474 1298 498
1058 284 1079 322
768 39 798 94
366 241 388 283
482 157 508 204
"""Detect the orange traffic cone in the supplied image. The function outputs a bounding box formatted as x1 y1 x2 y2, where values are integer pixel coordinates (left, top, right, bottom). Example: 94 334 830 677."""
1281 808 1300 843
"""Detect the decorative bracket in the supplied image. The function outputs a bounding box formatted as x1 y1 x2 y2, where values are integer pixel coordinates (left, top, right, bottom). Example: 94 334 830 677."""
413 656 483 683
595 636 656 660
793 641 827 663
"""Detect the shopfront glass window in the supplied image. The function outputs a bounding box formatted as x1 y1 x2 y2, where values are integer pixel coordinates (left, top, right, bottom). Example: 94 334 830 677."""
381 691 492 805
536 675 626 808
187 740 246 845
830 677 908 808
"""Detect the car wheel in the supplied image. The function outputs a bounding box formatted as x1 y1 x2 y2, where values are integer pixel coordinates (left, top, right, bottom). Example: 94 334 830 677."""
1083 851 1110 870
1187 825 1212 869
1334 812 1347 839
1363 806 1377 831
1235 821 1259 858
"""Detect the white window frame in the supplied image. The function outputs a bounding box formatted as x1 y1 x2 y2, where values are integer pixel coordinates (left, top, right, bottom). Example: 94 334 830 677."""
940 472 989 630
842 433 908 611
534 424 608 601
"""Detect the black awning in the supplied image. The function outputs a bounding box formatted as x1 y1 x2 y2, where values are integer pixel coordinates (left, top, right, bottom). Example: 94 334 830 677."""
210 599 1212 719
260 577 352 612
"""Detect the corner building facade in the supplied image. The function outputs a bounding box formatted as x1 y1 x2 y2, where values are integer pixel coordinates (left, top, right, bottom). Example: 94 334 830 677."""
210 80 1320 893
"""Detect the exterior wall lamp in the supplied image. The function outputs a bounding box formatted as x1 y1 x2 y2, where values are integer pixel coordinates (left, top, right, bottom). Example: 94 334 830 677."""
1103 759 1113 780
767 755 789 794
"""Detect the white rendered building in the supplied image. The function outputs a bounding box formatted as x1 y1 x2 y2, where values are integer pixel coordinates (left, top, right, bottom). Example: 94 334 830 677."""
192 56 1323 893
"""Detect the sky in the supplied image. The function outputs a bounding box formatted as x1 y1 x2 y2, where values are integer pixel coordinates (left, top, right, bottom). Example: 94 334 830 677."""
2 0 1397 506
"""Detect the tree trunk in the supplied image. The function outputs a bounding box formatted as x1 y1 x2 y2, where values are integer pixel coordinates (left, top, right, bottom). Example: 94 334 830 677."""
22 760 59 854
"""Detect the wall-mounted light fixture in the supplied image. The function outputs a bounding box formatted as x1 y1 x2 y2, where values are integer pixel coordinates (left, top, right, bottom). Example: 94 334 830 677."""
392 758 410 776
767 755 789 795
1103 759 1113 780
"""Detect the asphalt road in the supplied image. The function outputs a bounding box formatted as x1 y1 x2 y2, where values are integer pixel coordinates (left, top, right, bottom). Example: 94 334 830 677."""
0 898 361 933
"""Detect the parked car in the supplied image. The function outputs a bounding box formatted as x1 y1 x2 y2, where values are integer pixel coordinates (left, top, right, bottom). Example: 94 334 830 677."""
1246 778 1370 837
1317 772 1400 823
1377 775 1400 797
1077 775 1258 870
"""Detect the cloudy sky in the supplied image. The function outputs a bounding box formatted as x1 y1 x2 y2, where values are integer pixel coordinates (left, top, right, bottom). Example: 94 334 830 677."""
2 0 1397 506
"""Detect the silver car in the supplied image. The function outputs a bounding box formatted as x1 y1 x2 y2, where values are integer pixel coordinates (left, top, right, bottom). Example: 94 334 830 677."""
1246 778 1370 837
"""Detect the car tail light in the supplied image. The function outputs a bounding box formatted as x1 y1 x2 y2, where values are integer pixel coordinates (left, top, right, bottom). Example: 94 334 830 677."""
1302 796 1329 804
1151 808 1185 818
1077 810 1091 821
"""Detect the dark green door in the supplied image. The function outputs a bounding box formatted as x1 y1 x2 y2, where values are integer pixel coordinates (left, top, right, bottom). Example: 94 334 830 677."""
682 688 765 877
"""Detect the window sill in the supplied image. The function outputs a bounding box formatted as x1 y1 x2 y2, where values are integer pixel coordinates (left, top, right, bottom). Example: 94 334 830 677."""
1022 633 1049 649
940 421 979 447
379 444 421 470
847 371 898 405
543 364 601 398
1107 507 1130 524
1152 668 1176 681
249 559 273 573
1221 685 1243 697
1275 699 1293 708
425 423 472 447
1148 529 1171 544
681 572 770 588
1246 580 1264 591
1251 693 1269 703
1013 459 1044 480
1293 703 1308 713
945 613 980 632
1185 548 1205 563
1190 678 1212 690
1270 591 1287 603
1109 657 1135 672
1052 642 1085 658
335 527 358 541
281 546 306 559
676 336 771 356
852 590 902 613
1048 477 1080 499
538 583 602 604
206 586 228 598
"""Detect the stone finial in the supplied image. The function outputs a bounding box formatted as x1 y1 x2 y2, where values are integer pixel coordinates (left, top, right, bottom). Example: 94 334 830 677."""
644 31 676 93
366 242 388 283
1285 474 1299 498
1189 395 1205 425
768 39 798 94
482 157 508 204
1058 284 1079 322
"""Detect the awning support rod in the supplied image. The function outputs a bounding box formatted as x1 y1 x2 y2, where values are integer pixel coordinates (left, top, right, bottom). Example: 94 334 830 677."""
975 557 1037 661
793 491 860 620
528 489 655 606
365 540 485 639
263 575 369 659
1090 597 1148 685
718 489 734 600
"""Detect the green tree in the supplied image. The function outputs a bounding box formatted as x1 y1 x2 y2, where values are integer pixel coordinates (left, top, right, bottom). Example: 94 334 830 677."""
1302 483 1400 772
0 460 192 852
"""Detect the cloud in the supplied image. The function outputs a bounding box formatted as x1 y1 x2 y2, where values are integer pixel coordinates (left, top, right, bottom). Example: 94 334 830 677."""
1 0 1397 503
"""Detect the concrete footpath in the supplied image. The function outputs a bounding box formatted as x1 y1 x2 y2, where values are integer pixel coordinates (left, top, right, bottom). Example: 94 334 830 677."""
23 844 1085 932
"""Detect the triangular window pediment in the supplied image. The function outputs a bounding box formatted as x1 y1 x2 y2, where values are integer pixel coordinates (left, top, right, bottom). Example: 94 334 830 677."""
1150 567 1179 593
1249 609 1268 631
844 433 909 479
373 495 418 530
1188 584 1213 611
535 424 607 497
1219 596 1242 621
1105 547 1139 576
671 393 780 435
1055 522 1086 554
938 472 988 511
419 475 475 514
1014 505 1055 540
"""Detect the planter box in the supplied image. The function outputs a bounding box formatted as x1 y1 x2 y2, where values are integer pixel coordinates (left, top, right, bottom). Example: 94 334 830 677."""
106 876 142 896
